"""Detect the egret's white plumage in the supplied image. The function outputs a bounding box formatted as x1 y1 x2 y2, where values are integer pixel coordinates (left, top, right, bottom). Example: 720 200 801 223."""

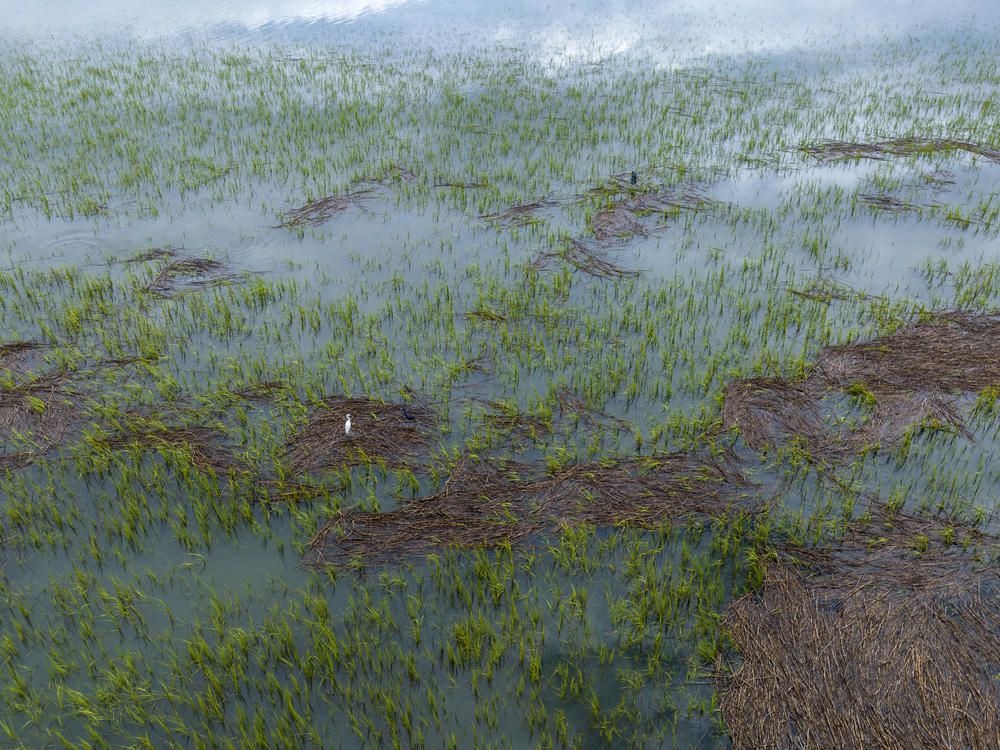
345 414 352 436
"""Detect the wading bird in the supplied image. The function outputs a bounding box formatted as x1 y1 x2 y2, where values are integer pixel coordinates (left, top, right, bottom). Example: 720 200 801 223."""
345 414 352 436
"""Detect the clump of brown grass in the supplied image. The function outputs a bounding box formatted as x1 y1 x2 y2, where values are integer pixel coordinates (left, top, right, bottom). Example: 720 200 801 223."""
124 247 179 264
0 341 43 374
844 391 971 452
144 256 247 297
590 202 651 241
800 137 1000 165
858 193 916 212
481 199 560 228
720 378 828 452
303 451 750 567
530 239 640 279
475 399 552 440
589 187 715 242
98 416 237 473
283 395 439 474
721 311 997 460
0 371 80 468
275 189 372 228
785 275 866 303
556 388 632 434
811 311 1000 394
232 380 288 403
719 510 1000 750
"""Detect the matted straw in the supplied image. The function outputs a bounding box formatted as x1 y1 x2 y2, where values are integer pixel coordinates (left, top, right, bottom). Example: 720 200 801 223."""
283 395 439 474
303 451 751 567
720 510 1000 750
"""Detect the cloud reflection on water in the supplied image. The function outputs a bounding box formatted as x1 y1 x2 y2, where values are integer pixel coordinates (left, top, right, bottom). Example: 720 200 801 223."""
4 0 994 67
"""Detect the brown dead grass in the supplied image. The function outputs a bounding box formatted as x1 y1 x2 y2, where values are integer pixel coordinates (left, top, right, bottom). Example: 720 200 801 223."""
98 416 237 473
283 395 438 474
481 199 560 228
275 189 372 228
811 311 1000 394
476 399 552 441
721 311 995 459
0 341 43 374
556 388 633 435
530 239 640 279
800 137 1000 165
0 371 80 469
144 257 248 297
720 510 1000 750
303 451 750 567
589 188 715 242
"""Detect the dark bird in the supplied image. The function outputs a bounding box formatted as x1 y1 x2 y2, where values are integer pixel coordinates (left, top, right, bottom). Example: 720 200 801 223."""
630 171 638 185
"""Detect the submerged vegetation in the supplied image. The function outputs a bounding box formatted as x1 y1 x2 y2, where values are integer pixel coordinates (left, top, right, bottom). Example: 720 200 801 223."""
2 13 1000 749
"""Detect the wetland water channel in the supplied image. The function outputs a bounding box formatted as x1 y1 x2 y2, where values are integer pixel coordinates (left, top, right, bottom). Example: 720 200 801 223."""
3 1 1000 748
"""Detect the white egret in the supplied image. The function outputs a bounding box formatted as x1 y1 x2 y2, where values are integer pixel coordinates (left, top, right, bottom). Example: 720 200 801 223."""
345 414 352 436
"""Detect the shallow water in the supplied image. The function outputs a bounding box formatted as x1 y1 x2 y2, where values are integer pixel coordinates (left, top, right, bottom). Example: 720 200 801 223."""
3 2 1000 748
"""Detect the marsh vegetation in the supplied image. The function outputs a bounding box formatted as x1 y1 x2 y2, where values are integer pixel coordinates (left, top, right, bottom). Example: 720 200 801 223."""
2 6 1000 748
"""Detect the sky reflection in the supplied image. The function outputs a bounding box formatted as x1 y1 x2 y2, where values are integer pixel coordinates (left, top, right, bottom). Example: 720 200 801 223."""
3 0 995 63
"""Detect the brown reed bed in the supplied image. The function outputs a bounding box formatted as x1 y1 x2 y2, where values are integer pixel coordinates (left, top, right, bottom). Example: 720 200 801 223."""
722 311 998 459
720 377 828 452
274 189 372 229
98 419 238 473
844 390 970 451
589 202 650 241
722 380 968 459
303 451 751 567
800 137 1000 165
858 193 917 213
283 395 439 474
719 510 1000 750
124 246 179 264
785 275 865 304
811 310 1000 394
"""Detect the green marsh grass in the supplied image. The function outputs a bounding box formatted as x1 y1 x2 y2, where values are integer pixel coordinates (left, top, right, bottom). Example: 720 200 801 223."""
2 20 1000 749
